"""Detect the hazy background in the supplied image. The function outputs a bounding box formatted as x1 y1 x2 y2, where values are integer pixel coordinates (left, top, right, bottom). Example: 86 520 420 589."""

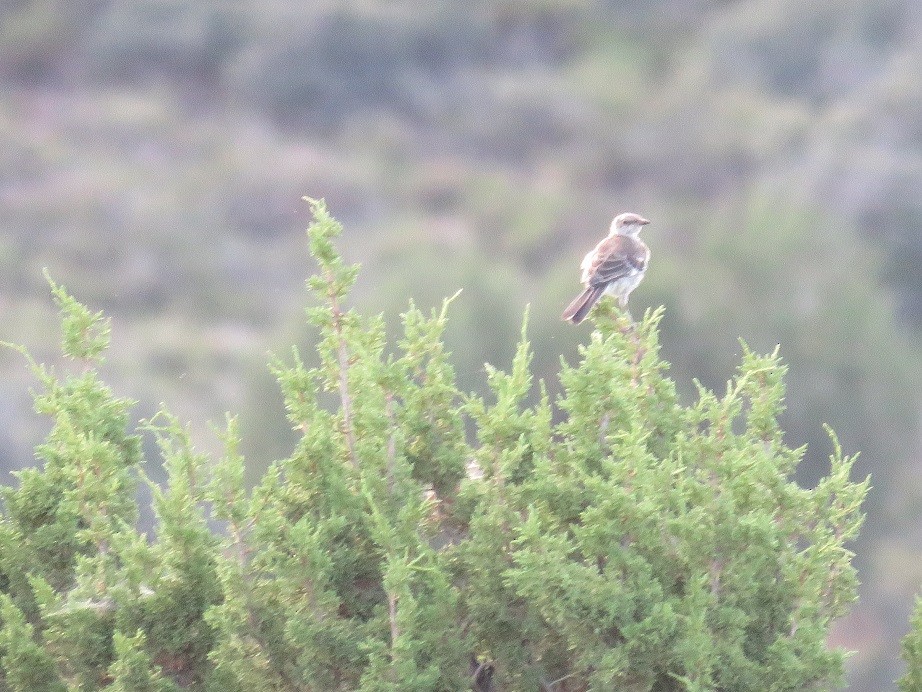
2 1 921 688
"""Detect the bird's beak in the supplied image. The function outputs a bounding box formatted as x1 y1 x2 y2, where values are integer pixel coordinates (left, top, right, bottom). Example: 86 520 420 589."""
639 217 651 226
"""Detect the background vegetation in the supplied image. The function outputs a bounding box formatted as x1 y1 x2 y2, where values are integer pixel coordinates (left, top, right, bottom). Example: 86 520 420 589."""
1 1 921 688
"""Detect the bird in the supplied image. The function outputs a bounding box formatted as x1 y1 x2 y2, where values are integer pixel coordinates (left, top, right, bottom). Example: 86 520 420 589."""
561 212 651 324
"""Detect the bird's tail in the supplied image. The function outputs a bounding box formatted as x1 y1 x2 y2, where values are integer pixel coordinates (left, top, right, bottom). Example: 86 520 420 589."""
561 286 604 324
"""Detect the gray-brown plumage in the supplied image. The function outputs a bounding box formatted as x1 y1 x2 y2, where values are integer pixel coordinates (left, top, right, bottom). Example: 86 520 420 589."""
562 213 651 324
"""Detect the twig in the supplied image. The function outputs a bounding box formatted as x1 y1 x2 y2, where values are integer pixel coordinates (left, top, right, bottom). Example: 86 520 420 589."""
598 412 611 446
388 590 400 657
544 672 576 690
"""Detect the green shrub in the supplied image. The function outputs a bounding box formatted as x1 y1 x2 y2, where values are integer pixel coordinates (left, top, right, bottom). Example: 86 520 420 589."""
0 201 867 689
900 598 922 691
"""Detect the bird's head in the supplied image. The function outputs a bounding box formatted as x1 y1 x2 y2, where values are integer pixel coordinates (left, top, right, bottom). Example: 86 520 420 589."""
610 212 651 237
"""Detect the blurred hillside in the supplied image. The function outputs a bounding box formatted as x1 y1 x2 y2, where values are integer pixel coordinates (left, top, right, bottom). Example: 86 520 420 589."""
1 1 921 688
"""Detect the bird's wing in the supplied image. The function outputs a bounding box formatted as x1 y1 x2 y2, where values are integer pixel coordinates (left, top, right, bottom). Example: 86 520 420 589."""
586 235 647 287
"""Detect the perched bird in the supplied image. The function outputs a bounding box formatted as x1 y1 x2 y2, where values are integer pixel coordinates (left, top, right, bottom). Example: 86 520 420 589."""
561 212 651 324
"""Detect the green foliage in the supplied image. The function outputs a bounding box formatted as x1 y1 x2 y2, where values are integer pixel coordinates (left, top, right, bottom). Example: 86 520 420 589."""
108 629 178 692
0 203 869 689
900 598 922 691
0 594 65 692
45 268 111 362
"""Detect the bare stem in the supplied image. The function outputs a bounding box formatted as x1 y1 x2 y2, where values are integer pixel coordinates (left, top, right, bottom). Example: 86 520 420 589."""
388 590 400 659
